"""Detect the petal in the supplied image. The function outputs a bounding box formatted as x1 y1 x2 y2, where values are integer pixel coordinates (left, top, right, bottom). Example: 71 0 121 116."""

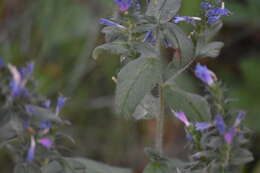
27 136 36 162
38 138 53 149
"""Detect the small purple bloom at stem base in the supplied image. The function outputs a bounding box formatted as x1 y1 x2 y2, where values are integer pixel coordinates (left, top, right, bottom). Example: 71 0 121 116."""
27 136 36 162
214 115 226 134
38 138 53 149
195 63 216 86
195 122 212 131
175 112 190 127
224 127 236 144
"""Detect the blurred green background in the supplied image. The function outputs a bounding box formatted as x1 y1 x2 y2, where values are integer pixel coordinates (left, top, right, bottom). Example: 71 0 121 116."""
0 0 260 172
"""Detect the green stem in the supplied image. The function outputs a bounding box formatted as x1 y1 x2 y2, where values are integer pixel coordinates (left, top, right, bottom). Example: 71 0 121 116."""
155 83 165 154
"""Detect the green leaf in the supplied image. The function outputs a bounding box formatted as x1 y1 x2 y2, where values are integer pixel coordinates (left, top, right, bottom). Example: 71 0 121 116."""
196 41 224 58
115 57 162 117
132 42 158 58
14 164 42 173
0 108 12 127
26 105 62 122
133 94 159 120
162 23 195 63
146 0 181 21
92 42 128 60
102 26 126 42
165 85 211 121
230 148 254 165
143 162 171 173
161 23 195 83
195 21 223 58
61 157 132 173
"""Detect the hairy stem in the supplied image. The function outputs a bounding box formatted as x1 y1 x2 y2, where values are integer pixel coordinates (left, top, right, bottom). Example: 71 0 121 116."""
155 83 165 154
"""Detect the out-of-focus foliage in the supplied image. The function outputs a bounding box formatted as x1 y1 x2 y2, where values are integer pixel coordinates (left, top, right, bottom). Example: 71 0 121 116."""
0 0 260 172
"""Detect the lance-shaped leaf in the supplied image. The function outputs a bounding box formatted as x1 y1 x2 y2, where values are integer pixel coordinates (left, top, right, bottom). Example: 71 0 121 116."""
195 21 224 58
230 148 254 165
115 57 162 117
162 23 195 83
162 23 194 62
92 42 128 60
25 105 63 122
146 0 181 22
164 85 211 121
195 41 224 58
42 157 133 173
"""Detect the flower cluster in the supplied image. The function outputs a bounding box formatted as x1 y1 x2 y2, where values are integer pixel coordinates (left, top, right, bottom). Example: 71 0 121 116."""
172 64 252 171
25 97 67 162
201 2 231 23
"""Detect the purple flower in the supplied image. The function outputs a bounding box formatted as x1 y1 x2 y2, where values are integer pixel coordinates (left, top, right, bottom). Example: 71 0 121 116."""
200 2 212 9
142 30 155 44
195 63 216 86
38 138 53 149
214 115 226 134
186 133 193 141
173 16 201 25
207 15 221 23
99 18 126 29
19 62 35 79
55 96 67 115
25 105 35 115
27 136 36 162
206 8 231 17
115 0 132 12
0 58 5 68
175 112 190 127
43 100 51 109
224 127 236 144
204 2 231 23
195 122 212 131
8 63 34 97
39 121 52 129
234 111 246 127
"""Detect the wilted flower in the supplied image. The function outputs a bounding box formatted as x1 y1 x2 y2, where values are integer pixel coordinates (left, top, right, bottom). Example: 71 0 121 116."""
195 122 212 131
195 63 216 86
38 138 53 149
175 112 191 127
27 136 36 162
99 18 126 29
115 0 132 12
214 115 226 134
172 15 201 25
